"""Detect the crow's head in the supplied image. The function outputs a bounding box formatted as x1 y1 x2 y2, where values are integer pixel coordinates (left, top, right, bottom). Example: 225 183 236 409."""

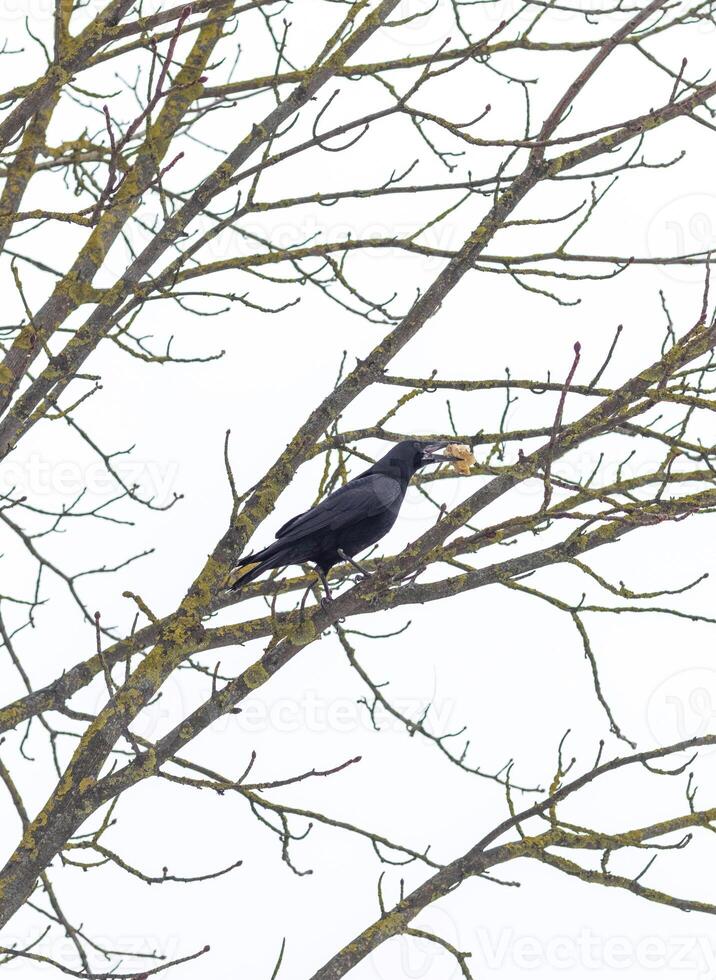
375 440 450 481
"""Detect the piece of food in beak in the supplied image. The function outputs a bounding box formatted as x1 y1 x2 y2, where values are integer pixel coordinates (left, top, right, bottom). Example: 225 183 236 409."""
445 443 475 475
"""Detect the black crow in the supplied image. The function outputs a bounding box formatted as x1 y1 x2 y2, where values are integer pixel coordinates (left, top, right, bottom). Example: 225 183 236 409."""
228 440 448 600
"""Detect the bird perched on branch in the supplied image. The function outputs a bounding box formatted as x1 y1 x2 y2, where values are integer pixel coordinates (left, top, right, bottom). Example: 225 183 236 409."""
227 440 448 602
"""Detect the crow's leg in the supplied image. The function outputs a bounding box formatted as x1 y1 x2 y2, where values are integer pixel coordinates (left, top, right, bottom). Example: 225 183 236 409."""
298 581 313 622
337 548 369 580
316 567 334 609
297 565 327 621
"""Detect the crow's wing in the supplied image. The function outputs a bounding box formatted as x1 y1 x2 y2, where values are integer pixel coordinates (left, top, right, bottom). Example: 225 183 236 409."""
275 473 401 542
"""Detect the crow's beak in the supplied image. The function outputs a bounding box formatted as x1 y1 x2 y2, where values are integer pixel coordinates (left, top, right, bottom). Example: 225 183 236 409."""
420 441 450 465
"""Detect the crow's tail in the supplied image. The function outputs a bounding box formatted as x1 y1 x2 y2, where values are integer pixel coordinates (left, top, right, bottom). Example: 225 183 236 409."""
226 552 271 591
225 541 289 591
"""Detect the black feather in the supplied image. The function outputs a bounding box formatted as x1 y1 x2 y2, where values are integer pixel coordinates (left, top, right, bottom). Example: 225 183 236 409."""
227 440 434 592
